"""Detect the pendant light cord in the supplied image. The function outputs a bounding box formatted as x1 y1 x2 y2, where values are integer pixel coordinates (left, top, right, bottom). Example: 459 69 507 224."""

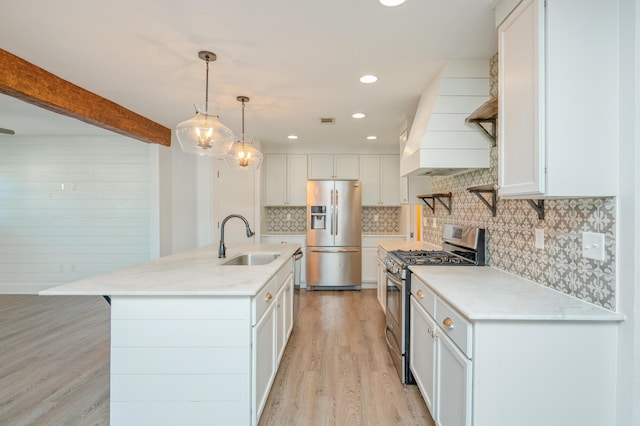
204 56 210 115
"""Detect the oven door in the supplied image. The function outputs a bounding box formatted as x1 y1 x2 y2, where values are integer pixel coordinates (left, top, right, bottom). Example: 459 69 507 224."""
385 271 405 381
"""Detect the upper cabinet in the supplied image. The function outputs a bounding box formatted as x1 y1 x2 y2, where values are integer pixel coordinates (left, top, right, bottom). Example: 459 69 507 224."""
360 155 401 206
497 0 618 198
264 154 307 206
308 154 359 180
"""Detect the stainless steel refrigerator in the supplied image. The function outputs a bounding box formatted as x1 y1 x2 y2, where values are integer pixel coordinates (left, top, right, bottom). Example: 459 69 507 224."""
306 180 362 289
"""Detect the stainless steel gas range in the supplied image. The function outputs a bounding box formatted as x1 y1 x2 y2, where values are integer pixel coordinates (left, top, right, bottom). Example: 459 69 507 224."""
383 224 486 384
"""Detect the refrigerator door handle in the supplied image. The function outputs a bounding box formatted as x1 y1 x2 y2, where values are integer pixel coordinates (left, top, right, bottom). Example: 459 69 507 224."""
335 189 338 236
308 248 360 253
330 189 334 235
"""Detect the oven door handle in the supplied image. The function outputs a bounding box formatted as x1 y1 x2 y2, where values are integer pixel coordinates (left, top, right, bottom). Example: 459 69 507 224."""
386 272 402 287
384 326 403 358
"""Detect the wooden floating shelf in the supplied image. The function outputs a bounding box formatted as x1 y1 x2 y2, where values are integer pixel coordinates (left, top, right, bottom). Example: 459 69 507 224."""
466 96 498 147
417 193 453 215
467 184 497 217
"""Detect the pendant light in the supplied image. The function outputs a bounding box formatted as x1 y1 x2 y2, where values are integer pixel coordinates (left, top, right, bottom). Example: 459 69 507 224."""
225 96 263 170
175 51 235 157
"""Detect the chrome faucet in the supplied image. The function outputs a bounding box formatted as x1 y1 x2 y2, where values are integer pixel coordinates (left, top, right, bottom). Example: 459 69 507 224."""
219 214 255 258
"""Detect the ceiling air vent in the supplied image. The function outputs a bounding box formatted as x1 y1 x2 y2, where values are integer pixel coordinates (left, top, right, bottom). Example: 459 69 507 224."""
320 117 335 125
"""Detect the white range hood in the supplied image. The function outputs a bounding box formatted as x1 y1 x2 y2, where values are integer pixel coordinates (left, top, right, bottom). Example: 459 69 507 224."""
401 60 492 177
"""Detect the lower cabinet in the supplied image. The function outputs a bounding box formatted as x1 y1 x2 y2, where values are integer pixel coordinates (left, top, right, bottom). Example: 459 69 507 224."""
437 332 472 426
376 247 388 313
411 295 471 426
409 274 619 426
252 263 294 425
252 303 276 424
409 297 436 415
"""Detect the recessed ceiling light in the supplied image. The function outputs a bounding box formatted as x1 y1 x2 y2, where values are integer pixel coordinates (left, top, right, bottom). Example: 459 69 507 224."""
367 136 378 140
287 135 298 140
380 0 406 6
360 74 378 84
352 113 366 119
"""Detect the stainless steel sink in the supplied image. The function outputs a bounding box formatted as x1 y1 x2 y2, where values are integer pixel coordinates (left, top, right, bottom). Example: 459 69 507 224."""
220 253 280 266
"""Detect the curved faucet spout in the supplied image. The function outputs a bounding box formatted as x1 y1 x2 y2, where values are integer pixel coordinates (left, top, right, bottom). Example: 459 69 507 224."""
219 214 255 258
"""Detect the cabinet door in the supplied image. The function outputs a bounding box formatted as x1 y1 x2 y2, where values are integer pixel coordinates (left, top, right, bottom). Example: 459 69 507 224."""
380 155 400 205
410 297 437 417
377 260 387 313
359 155 380 205
283 274 294 340
275 285 287 364
308 155 334 179
334 155 359 179
265 154 287 205
252 307 275 425
287 154 308 205
498 0 545 197
437 332 472 426
361 246 377 283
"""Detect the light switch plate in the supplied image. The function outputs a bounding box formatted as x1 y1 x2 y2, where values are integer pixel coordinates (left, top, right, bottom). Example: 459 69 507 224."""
582 231 605 261
535 229 544 250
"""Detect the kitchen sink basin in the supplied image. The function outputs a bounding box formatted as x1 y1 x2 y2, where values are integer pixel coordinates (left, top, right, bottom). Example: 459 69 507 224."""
220 253 280 266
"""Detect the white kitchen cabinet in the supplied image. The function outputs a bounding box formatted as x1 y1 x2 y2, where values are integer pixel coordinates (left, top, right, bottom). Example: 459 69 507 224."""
308 154 359 180
376 246 388 312
264 154 307 206
409 271 620 426
496 0 617 198
437 332 472 426
360 155 400 206
252 296 276 424
275 273 294 364
377 259 387 313
361 247 378 285
409 297 436 415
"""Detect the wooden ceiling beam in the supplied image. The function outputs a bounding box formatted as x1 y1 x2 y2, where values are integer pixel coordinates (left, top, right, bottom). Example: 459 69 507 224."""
0 49 171 146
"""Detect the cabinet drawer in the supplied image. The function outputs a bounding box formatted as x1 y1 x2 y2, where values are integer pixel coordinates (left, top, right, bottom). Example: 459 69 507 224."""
275 260 293 292
436 298 472 358
411 277 436 318
252 277 277 325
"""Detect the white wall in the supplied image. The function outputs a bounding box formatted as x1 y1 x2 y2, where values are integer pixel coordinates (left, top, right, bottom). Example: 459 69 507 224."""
616 0 640 424
0 135 152 293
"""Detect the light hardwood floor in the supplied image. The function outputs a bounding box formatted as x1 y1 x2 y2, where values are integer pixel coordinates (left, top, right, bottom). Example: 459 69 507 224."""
0 290 434 426
259 289 434 426
0 295 110 425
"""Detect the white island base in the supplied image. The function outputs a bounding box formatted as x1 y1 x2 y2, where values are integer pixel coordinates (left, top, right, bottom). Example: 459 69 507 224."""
40 244 299 426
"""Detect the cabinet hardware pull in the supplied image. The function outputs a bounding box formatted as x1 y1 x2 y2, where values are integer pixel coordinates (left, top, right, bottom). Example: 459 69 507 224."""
443 317 455 329
266 293 273 302
417 289 424 298
427 327 432 334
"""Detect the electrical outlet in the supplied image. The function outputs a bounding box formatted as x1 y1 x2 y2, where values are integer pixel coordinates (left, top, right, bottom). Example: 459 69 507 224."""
286 213 291 221
535 229 544 250
582 232 605 261
374 214 379 222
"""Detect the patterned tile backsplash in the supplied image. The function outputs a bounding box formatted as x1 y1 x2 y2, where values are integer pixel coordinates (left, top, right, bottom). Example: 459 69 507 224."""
423 146 616 310
264 206 401 234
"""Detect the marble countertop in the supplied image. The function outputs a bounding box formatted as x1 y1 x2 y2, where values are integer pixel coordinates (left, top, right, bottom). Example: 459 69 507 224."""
39 243 301 297
409 266 624 322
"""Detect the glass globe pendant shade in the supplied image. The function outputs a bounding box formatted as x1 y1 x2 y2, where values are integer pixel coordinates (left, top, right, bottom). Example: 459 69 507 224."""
225 134 264 171
175 103 235 157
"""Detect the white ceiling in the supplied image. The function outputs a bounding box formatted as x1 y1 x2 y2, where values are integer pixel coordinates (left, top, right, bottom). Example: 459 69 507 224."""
0 0 497 147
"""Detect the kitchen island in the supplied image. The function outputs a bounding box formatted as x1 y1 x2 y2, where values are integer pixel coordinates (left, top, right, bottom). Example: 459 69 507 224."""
40 243 302 426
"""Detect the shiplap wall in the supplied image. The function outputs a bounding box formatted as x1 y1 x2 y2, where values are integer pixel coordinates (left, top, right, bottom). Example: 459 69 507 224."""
0 136 151 293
